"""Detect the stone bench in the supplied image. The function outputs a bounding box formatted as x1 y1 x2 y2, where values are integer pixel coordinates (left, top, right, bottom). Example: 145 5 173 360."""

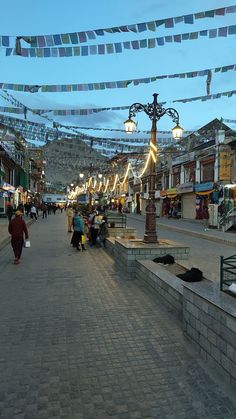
136 260 184 318
183 281 236 387
136 259 236 388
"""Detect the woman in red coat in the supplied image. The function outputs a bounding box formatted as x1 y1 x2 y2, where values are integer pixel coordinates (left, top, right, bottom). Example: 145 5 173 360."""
8 210 29 264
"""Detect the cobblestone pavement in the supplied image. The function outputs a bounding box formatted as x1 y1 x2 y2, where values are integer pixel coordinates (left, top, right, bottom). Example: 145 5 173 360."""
0 213 235 418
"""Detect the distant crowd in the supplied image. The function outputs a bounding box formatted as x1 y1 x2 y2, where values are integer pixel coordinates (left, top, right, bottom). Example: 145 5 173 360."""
6 201 66 222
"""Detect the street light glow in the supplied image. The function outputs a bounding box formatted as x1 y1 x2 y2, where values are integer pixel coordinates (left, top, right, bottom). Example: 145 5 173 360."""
124 118 136 133
172 124 184 140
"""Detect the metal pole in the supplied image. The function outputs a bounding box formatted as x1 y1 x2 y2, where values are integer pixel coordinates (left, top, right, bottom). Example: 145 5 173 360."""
144 93 158 243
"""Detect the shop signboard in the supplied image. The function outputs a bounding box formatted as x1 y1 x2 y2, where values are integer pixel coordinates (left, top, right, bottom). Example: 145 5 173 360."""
2 182 15 192
176 182 194 194
166 188 177 195
194 182 214 192
219 151 231 181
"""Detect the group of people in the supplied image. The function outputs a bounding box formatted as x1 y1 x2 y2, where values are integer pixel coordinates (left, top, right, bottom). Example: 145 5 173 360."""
6 201 67 223
7 202 110 265
66 206 109 251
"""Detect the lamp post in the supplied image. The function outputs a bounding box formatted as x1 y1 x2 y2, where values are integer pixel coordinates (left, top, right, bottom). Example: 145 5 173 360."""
124 93 183 243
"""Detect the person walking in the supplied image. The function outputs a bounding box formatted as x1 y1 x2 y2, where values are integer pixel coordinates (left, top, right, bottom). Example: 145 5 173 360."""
24 203 30 216
42 203 47 219
202 205 209 231
66 206 74 232
98 216 109 248
30 204 37 220
71 210 84 251
90 211 103 246
8 210 29 264
6 203 14 222
17 202 24 214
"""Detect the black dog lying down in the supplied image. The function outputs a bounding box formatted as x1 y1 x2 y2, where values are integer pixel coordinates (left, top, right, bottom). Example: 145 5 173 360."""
177 268 203 282
153 254 175 265
153 255 203 282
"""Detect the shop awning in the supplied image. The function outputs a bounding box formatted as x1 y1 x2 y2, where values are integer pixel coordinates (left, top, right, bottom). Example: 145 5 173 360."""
196 190 214 196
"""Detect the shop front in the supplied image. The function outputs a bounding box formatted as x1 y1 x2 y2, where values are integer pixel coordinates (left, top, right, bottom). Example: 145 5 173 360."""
14 185 24 209
218 184 236 216
161 188 181 218
176 183 195 219
194 182 214 219
0 182 15 216
132 183 141 214
125 195 133 213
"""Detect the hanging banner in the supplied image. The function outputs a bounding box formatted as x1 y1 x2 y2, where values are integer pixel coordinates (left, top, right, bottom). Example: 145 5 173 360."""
2 5 235 48
5 25 236 58
219 151 231 180
0 63 235 93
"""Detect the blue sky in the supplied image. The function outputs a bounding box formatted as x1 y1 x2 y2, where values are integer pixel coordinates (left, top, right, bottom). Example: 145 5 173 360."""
0 0 236 140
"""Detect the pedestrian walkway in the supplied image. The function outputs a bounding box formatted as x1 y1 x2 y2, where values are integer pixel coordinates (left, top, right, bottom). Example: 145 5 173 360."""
0 213 235 418
127 213 236 247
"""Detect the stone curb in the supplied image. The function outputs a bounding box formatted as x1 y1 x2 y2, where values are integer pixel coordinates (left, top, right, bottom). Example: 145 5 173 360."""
127 214 236 248
0 220 35 251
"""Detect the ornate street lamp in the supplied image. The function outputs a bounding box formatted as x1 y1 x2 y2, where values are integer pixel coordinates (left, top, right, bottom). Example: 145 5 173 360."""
124 93 183 243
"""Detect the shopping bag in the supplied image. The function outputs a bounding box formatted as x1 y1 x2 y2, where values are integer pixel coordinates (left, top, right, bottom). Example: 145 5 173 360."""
24 240 31 248
81 235 86 245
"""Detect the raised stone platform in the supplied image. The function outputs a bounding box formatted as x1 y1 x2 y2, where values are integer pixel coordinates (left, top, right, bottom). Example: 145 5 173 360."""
108 227 136 239
113 237 190 279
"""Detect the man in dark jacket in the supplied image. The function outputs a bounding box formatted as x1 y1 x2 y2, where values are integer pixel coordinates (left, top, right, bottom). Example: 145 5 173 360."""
8 210 29 264
6 203 14 222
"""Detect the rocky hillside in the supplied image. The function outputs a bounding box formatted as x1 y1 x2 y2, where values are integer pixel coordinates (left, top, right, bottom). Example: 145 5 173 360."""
43 137 108 186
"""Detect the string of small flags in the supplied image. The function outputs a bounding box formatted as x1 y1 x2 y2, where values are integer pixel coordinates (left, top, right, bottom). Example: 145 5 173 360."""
4 5 233 51
6 24 236 58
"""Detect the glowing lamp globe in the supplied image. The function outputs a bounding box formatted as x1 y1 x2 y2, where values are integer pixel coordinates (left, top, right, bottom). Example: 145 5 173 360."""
172 124 183 140
124 118 136 133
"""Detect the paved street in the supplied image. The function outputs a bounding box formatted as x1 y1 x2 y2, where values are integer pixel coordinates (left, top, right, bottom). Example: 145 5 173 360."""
127 214 236 283
0 212 235 418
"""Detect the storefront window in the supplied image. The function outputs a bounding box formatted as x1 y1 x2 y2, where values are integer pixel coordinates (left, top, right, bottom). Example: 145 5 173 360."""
173 172 180 187
184 166 195 183
201 162 214 182
164 174 169 189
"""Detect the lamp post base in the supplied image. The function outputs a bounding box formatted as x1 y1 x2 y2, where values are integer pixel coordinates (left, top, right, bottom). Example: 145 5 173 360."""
143 233 158 244
144 198 158 243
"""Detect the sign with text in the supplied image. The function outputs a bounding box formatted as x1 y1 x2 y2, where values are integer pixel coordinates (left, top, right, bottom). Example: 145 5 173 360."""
219 151 231 180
